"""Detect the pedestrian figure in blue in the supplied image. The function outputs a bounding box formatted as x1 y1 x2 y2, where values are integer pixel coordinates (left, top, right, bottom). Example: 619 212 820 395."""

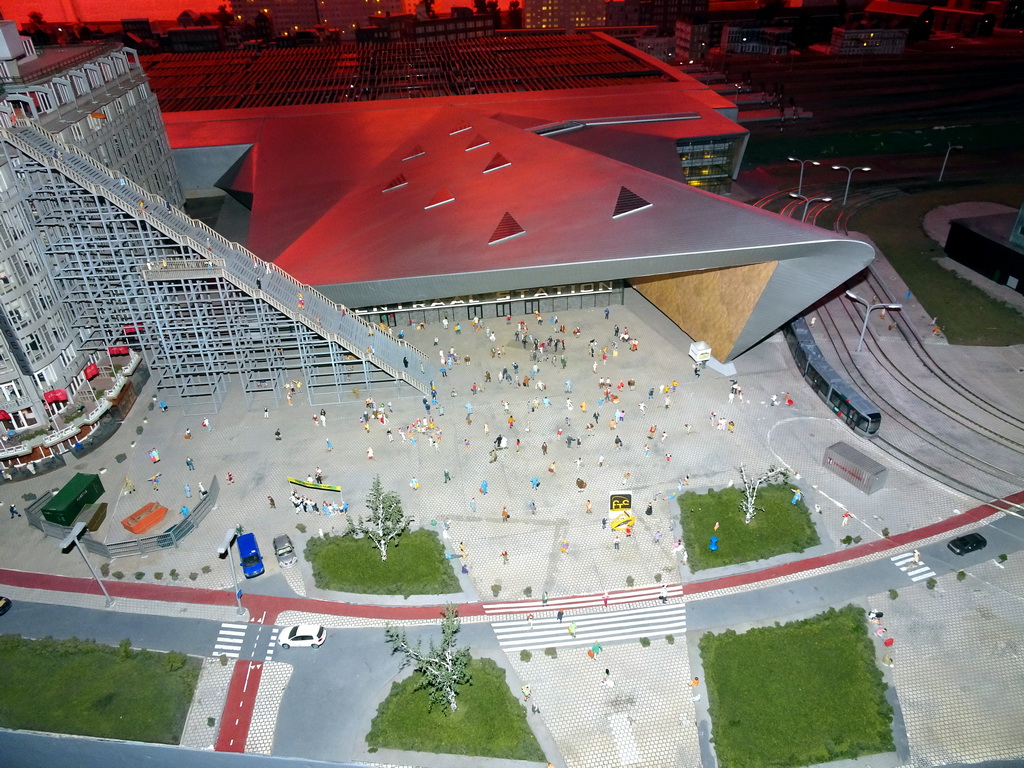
184 484 191 498
159 400 167 411
480 480 489 494
530 477 540 489
466 403 473 414
543 397 550 408
791 488 802 505
604 308 610 319
709 536 719 551
565 380 572 393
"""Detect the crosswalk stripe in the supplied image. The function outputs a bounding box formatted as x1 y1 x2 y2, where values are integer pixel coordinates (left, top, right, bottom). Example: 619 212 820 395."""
484 586 684 614
214 642 243 651
220 623 249 630
494 603 687 650
218 630 247 637
909 571 936 582
890 553 915 564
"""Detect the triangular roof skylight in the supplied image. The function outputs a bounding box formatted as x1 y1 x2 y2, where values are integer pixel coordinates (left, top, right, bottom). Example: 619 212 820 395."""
612 186 652 218
382 173 408 192
489 212 525 244
466 134 490 151
425 187 456 209
402 145 425 161
483 153 511 173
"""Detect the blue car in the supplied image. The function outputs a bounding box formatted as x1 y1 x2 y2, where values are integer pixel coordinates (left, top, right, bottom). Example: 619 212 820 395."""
237 532 265 578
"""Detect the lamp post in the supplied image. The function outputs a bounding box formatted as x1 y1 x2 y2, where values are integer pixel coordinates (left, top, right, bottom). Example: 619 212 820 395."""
845 290 902 353
218 527 245 616
789 193 832 223
938 142 962 182
787 156 819 197
831 165 871 206
61 522 114 607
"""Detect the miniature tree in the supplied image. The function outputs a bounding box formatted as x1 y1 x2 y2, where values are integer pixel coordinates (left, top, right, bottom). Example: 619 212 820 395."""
385 604 471 712
348 475 410 561
738 463 790 524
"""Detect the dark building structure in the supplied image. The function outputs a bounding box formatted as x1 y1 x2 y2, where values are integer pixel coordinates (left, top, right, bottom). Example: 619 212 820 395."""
945 205 1024 296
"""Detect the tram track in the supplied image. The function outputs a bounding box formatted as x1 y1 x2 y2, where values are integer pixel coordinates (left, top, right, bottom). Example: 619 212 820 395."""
813 283 1024 502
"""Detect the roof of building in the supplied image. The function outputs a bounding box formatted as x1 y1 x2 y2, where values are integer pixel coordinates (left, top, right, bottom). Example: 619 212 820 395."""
864 0 931 17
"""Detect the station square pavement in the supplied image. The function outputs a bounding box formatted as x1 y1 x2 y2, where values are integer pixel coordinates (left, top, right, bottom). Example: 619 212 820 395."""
3 286 1024 768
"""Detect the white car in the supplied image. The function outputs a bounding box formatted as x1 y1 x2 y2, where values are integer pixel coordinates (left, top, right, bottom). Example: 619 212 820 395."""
278 624 326 649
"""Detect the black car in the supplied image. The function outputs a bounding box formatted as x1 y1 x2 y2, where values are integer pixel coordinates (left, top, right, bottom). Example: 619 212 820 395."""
947 533 987 555
0 596 11 616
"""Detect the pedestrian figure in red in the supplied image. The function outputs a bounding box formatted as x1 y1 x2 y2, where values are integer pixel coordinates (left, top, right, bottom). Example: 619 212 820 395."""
226 472 234 484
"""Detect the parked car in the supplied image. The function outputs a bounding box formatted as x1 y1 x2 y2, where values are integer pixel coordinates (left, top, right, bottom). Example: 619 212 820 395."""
0 596 11 616
947 533 987 556
273 534 298 569
278 624 326 649
237 532 265 578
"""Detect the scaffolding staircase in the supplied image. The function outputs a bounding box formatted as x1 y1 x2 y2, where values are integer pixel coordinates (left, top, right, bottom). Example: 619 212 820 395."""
1 122 434 395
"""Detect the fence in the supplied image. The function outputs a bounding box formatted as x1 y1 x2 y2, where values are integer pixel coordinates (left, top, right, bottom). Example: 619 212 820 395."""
26 476 219 560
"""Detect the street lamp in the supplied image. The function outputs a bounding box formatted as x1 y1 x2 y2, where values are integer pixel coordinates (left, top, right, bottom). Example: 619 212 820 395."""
831 165 871 206
789 193 832 223
938 142 962 182
787 156 819 197
845 290 902 353
218 527 246 616
61 522 114 607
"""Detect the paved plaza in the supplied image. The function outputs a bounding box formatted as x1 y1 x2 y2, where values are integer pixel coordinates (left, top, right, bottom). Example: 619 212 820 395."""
3 283 1024 768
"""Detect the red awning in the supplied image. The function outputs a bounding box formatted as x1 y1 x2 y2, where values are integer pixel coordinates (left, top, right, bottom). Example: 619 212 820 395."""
108 346 130 355
43 389 68 404
123 324 143 334
84 362 99 380
0 410 10 421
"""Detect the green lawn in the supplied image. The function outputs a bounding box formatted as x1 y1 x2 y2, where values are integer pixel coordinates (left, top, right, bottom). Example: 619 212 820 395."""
367 657 545 762
850 182 1024 346
305 528 460 596
678 484 819 572
0 635 199 744
700 605 894 768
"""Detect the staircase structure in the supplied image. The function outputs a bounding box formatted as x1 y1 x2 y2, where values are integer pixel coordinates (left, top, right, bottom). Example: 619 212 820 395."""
1 122 434 412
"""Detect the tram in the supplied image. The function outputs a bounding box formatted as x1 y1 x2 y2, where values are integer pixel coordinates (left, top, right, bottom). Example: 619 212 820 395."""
783 317 882 436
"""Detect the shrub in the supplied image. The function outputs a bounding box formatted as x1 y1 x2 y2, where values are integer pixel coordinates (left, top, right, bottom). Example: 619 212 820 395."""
201 565 212 574
165 652 188 672
113 571 124 580
639 637 651 648
189 572 198 581
100 563 110 577
207 717 216 728
115 453 127 463
523 586 532 597
625 575 634 587
520 650 532 662
999 553 1008 562
219 654 229 666
654 573 663 583
154 572 164 580
881 527 890 538
118 639 133 660
135 426 143 435
666 634 675 644
926 578 937 590
957 570 967 581
842 535 854 546
169 569 179 581
544 647 557 659
134 571 145 580
296 523 307 534
491 584 501 597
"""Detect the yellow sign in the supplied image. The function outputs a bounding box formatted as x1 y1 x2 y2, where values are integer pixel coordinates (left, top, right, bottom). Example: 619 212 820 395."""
288 477 342 492
610 512 636 531
609 493 632 512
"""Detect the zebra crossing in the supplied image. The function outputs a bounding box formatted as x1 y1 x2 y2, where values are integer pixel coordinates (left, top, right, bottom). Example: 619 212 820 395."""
492 600 687 652
484 583 684 616
891 551 937 583
213 622 250 659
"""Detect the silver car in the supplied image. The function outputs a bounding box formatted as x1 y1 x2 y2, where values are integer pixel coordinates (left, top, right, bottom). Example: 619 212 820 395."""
273 534 298 569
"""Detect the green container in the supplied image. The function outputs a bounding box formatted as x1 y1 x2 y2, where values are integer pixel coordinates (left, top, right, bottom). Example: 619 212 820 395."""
42 473 105 526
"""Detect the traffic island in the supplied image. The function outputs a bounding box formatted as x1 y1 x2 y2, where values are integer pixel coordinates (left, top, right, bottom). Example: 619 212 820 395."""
699 605 894 767
366 657 545 762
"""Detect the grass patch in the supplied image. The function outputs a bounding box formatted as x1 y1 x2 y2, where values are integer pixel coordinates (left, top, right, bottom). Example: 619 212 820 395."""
0 635 200 744
306 529 459 596
851 182 1024 346
678 485 819 571
701 605 893 768
366 657 544 762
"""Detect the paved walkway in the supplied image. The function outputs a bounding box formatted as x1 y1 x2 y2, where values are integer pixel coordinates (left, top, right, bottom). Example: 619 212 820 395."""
2 285 1023 767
